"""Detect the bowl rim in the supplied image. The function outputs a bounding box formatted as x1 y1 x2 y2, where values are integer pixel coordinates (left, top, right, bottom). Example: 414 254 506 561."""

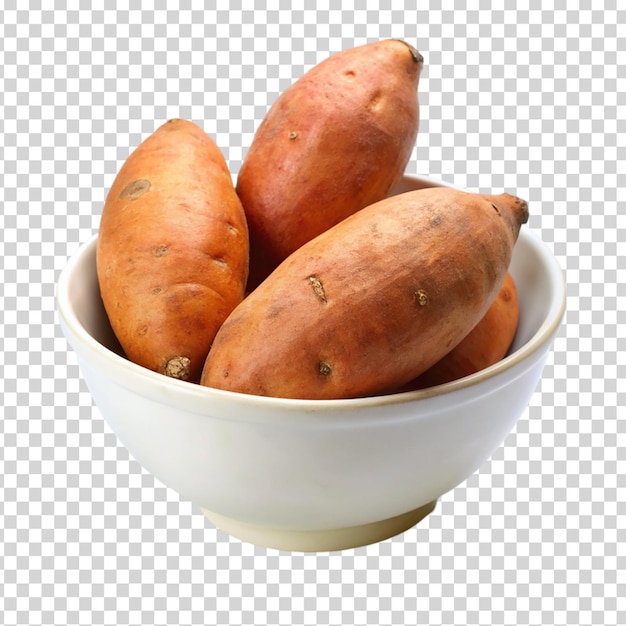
56 175 566 412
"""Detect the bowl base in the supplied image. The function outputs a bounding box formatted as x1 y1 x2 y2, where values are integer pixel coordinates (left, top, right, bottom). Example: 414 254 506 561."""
201 500 437 552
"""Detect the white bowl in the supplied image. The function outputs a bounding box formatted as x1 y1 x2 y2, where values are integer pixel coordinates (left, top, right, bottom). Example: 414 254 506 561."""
56 175 566 552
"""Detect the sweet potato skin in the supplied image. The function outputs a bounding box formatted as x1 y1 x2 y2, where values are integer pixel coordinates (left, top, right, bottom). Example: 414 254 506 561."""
200 187 529 399
399 272 520 391
96 119 249 383
236 39 424 289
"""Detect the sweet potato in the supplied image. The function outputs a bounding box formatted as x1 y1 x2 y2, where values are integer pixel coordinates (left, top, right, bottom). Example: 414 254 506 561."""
200 187 529 399
96 119 249 383
236 39 424 289
398 272 520 391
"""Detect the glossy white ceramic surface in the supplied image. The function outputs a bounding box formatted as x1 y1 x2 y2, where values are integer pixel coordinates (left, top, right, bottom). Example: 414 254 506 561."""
56 175 566 550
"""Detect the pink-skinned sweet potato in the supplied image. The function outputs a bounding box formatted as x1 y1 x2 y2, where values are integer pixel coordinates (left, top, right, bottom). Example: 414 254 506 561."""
236 39 424 289
201 186 529 399
97 119 249 383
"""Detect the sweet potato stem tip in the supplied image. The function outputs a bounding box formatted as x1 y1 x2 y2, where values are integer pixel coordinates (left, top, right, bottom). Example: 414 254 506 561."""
517 197 530 224
394 39 424 64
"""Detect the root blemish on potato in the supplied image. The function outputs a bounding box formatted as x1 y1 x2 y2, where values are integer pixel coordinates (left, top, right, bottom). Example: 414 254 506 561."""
318 361 332 376
308 275 327 303
414 289 429 307
288 131 298 140
153 244 169 257
367 92 383 111
163 356 191 380
120 178 151 200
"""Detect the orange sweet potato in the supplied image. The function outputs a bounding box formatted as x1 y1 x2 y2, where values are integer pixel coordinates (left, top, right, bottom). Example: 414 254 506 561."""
398 272 520 391
96 119 249 383
200 187 529 399
236 39 424 289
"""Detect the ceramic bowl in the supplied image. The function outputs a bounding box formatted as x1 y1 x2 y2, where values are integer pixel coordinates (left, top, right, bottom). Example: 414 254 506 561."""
56 175 566 552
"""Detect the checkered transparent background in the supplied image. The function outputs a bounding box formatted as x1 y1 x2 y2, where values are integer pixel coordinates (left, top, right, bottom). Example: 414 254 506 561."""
1 2 623 625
